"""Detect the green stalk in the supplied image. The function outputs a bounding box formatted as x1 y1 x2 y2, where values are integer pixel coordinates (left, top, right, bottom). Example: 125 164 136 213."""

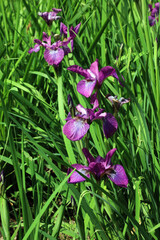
53 187 69 238
0 0 9 41
0 92 34 239
57 73 76 164
0 184 10 240
134 178 141 239
141 0 156 102
91 181 105 229
21 128 26 192
87 0 120 54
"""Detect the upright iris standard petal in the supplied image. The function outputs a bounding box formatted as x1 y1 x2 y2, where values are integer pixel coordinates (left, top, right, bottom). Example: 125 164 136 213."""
68 164 90 183
99 66 115 86
60 22 68 35
63 118 90 141
107 165 128 188
82 148 96 163
42 32 51 45
90 92 99 110
60 22 81 50
105 148 117 165
89 59 99 79
103 113 118 139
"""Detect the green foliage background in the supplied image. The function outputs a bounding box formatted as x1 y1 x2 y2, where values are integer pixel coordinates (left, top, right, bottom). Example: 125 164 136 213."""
0 0 160 239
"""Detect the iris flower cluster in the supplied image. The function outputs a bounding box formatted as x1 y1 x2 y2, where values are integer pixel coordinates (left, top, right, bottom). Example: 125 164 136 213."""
63 59 129 187
148 2 160 26
28 7 129 188
29 8 81 66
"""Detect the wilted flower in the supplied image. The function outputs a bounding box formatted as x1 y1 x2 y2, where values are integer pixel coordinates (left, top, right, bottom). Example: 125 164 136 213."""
60 22 81 51
67 148 128 188
106 95 130 113
28 32 72 65
63 96 118 141
67 59 124 98
38 8 62 26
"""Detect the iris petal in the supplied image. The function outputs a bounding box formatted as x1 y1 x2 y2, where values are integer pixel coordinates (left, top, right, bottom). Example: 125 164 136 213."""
28 44 40 53
107 165 128 188
63 118 90 141
77 79 96 98
44 48 64 65
103 113 118 139
68 164 90 183
67 65 90 78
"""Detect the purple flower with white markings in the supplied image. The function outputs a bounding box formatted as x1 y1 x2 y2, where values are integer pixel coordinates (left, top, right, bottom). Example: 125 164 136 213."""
60 22 81 51
67 59 124 98
68 148 128 188
28 32 72 65
63 99 118 141
38 8 61 26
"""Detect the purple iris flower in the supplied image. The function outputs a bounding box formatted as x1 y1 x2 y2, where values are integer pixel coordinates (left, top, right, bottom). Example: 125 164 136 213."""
38 8 61 26
60 22 81 51
63 100 118 141
28 32 72 65
67 148 128 188
67 59 124 98
148 16 156 26
148 2 160 26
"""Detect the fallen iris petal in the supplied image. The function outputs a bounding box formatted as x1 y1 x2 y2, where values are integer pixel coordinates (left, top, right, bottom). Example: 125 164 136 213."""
105 148 117 165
